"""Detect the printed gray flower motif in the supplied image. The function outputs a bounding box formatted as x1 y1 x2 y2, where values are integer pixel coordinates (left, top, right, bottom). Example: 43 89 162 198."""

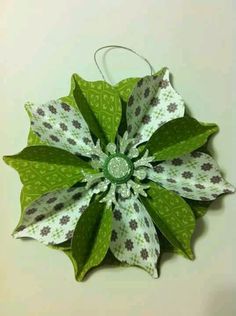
111 230 118 242
140 248 149 260
125 239 134 251
167 102 177 113
201 163 213 171
160 79 169 89
60 215 70 225
40 226 51 236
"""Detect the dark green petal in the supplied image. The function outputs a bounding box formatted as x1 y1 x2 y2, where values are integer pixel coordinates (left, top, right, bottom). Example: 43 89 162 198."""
185 199 212 219
71 201 112 281
146 117 218 161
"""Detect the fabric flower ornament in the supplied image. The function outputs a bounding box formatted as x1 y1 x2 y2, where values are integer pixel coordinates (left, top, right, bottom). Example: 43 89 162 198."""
4 67 234 281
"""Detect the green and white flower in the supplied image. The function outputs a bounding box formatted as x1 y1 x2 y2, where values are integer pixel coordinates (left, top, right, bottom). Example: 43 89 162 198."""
4 68 234 281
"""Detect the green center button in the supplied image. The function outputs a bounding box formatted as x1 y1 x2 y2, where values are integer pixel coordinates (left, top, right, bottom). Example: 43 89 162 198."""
103 153 133 184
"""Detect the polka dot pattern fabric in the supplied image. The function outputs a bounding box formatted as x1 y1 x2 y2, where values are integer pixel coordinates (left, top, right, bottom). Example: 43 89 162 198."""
14 186 94 245
147 151 235 201
26 100 94 157
126 68 185 145
110 196 160 277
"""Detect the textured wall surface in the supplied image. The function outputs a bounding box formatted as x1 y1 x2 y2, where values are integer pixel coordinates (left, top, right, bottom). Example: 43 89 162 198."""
0 1 235 315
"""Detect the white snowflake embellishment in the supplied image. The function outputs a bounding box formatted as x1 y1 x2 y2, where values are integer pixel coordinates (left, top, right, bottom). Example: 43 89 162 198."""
83 132 154 206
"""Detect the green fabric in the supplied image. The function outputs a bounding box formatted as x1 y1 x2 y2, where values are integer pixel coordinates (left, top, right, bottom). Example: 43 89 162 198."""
63 249 122 279
49 239 72 251
146 117 218 161
142 182 195 259
118 99 128 136
27 130 45 146
73 78 107 145
71 200 112 281
3 146 94 211
64 249 79 276
26 104 47 146
71 74 122 144
158 199 212 257
59 95 77 109
157 230 180 256
185 199 212 219
115 77 139 102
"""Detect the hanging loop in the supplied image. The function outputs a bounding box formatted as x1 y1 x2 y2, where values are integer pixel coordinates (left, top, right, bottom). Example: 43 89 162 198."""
94 45 155 82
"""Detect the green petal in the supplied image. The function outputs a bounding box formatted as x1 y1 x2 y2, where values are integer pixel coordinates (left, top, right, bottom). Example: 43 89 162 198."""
158 199 211 257
114 69 165 102
71 200 112 281
114 78 139 135
26 105 47 146
3 146 94 211
114 71 164 136
146 117 218 161
27 129 45 146
115 77 139 102
185 199 212 219
71 74 122 144
27 96 78 147
141 182 196 259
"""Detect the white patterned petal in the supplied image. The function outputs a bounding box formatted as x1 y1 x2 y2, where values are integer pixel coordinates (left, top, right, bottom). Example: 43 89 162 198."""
126 68 185 144
147 152 235 201
13 186 94 245
26 100 94 157
110 195 160 277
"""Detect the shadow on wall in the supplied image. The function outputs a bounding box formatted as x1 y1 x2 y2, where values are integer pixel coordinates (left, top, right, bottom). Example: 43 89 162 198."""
159 194 226 270
205 286 236 316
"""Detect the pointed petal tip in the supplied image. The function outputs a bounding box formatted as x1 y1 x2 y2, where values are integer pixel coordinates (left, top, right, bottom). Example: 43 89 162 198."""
24 101 34 113
2 155 9 164
71 73 79 83
226 183 236 194
151 267 159 279
12 231 23 240
188 252 195 261
162 66 169 73
12 227 25 239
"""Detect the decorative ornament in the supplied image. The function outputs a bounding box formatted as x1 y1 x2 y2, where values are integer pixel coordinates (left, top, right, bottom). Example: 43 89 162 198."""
3 46 234 281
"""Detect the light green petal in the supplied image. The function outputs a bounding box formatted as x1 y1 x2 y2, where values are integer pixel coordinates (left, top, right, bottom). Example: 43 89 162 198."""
3 146 94 211
71 74 122 144
115 77 140 102
141 182 196 259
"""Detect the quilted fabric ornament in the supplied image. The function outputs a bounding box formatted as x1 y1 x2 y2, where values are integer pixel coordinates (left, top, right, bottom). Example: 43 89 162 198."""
4 46 234 281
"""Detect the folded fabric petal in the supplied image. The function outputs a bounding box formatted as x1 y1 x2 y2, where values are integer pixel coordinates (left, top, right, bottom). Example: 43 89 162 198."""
110 195 160 277
13 186 94 245
126 68 185 144
3 145 94 212
147 151 235 201
26 100 94 157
